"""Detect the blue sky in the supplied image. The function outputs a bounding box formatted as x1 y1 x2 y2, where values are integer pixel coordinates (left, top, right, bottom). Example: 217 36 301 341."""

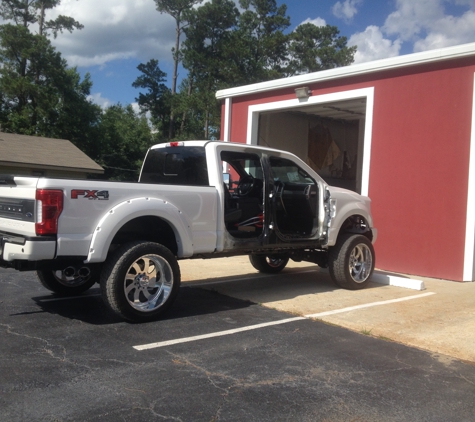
44 0 475 108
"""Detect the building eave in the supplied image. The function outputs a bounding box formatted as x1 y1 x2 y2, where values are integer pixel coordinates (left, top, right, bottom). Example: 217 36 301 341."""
216 42 475 100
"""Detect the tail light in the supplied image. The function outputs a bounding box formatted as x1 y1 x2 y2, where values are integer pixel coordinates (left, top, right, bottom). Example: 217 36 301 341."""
36 189 63 235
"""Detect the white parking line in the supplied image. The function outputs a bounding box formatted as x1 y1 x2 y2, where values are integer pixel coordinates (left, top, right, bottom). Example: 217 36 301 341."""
133 292 436 351
305 292 436 318
133 317 306 350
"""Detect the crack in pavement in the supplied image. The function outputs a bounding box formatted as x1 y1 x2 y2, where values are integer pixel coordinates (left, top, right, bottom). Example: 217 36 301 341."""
0 322 91 370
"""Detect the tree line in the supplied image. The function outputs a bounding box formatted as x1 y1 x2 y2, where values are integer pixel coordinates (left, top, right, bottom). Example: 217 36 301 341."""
0 0 356 180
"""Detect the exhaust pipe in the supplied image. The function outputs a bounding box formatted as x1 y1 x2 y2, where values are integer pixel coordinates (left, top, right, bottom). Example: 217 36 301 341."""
63 266 76 277
78 267 91 278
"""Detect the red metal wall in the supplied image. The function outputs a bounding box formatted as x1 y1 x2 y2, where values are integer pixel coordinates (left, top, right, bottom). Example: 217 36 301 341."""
222 58 475 281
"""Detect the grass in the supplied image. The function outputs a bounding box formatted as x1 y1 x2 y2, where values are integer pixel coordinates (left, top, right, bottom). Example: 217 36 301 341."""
360 327 373 336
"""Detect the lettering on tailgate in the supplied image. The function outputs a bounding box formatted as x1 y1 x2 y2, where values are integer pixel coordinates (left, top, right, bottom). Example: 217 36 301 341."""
0 198 35 221
71 189 109 200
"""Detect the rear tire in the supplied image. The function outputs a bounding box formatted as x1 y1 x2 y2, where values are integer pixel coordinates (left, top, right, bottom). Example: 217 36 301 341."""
329 234 375 290
249 254 289 273
37 266 98 296
100 241 180 322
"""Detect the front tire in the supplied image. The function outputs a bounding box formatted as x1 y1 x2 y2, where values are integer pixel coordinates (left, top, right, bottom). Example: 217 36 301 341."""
37 266 98 296
100 241 180 322
249 254 289 273
329 234 375 290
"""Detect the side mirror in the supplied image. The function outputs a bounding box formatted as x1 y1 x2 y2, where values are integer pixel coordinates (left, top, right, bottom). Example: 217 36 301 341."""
223 173 230 189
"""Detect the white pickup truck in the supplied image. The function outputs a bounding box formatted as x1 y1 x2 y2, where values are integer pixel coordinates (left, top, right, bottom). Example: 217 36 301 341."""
0 141 377 321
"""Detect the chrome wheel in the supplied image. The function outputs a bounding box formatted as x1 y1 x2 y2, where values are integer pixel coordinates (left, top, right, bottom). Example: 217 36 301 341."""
101 241 180 322
124 254 174 312
349 243 373 283
329 234 375 290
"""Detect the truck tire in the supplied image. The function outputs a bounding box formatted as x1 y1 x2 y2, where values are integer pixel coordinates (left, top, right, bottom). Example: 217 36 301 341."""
249 254 289 273
37 266 98 296
100 241 180 322
329 234 375 290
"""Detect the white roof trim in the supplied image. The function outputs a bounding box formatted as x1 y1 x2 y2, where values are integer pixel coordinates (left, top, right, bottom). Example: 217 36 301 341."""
216 42 475 100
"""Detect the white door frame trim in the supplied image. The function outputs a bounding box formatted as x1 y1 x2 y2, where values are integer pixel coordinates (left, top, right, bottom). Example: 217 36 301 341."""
222 97 232 142
463 73 475 281
244 87 375 197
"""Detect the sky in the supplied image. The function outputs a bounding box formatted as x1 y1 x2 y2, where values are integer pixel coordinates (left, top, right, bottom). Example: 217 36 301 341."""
41 0 475 109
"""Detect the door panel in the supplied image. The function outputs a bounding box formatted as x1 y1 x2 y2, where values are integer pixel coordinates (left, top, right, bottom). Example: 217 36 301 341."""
269 157 319 239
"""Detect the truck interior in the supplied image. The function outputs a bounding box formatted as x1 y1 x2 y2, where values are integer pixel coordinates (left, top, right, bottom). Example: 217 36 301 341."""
221 151 319 240
221 151 264 239
268 156 319 237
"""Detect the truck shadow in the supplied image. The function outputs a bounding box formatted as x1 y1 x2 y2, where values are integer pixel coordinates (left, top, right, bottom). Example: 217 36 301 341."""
26 265 385 325
27 285 256 325
183 265 383 301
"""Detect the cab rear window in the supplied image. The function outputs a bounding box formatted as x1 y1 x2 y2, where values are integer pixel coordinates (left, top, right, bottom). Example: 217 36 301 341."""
139 146 209 186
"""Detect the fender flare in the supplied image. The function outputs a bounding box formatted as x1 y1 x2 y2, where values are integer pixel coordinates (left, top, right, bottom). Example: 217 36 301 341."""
327 202 375 247
85 197 194 263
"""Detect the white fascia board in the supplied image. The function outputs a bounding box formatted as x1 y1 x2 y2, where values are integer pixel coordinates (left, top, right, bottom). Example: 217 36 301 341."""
216 42 475 100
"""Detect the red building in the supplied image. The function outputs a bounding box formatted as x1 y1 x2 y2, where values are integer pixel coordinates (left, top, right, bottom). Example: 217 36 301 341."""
216 43 475 282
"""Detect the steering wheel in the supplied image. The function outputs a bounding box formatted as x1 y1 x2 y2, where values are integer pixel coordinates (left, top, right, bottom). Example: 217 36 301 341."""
237 175 255 196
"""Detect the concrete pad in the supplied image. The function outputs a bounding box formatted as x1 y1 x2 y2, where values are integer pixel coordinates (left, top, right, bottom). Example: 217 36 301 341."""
372 271 426 290
180 256 475 363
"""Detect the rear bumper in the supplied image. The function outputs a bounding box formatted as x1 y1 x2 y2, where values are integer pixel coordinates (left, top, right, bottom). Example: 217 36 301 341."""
1 233 56 264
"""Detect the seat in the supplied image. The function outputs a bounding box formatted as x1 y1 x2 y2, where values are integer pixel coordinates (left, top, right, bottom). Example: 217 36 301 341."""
223 183 242 223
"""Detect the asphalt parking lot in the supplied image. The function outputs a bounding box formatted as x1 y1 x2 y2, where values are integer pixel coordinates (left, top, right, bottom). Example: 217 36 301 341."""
1 263 475 422
181 257 475 363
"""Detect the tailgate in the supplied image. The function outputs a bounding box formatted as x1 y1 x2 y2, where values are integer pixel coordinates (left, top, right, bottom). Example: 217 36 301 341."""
0 176 38 237
0 176 59 264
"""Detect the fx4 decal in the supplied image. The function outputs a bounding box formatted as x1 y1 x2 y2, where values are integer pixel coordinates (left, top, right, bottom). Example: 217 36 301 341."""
71 189 109 200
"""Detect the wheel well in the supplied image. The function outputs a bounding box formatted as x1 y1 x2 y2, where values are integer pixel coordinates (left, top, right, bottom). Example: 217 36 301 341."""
110 216 178 255
338 215 373 242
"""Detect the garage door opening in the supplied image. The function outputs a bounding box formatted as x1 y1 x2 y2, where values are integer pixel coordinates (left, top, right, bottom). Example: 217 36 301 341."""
246 87 374 196
258 98 365 192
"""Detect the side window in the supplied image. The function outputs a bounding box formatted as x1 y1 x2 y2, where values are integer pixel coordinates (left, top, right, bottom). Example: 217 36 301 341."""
221 151 263 195
269 157 315 184
140 147 209 186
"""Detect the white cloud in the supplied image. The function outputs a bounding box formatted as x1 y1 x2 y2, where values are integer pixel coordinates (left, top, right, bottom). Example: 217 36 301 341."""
332 0 363 22
383 0 446 41
346 0 475 65
298 17 327 27
349 26 402 63
67 52 136 68
131 102 141 115
88 93 113 109
383 0 475 51
48 0 176 68
413 9 475 51
3 0 474 74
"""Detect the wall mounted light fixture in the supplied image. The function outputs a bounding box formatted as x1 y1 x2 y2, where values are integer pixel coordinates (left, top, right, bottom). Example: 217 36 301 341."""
295 87 311 100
